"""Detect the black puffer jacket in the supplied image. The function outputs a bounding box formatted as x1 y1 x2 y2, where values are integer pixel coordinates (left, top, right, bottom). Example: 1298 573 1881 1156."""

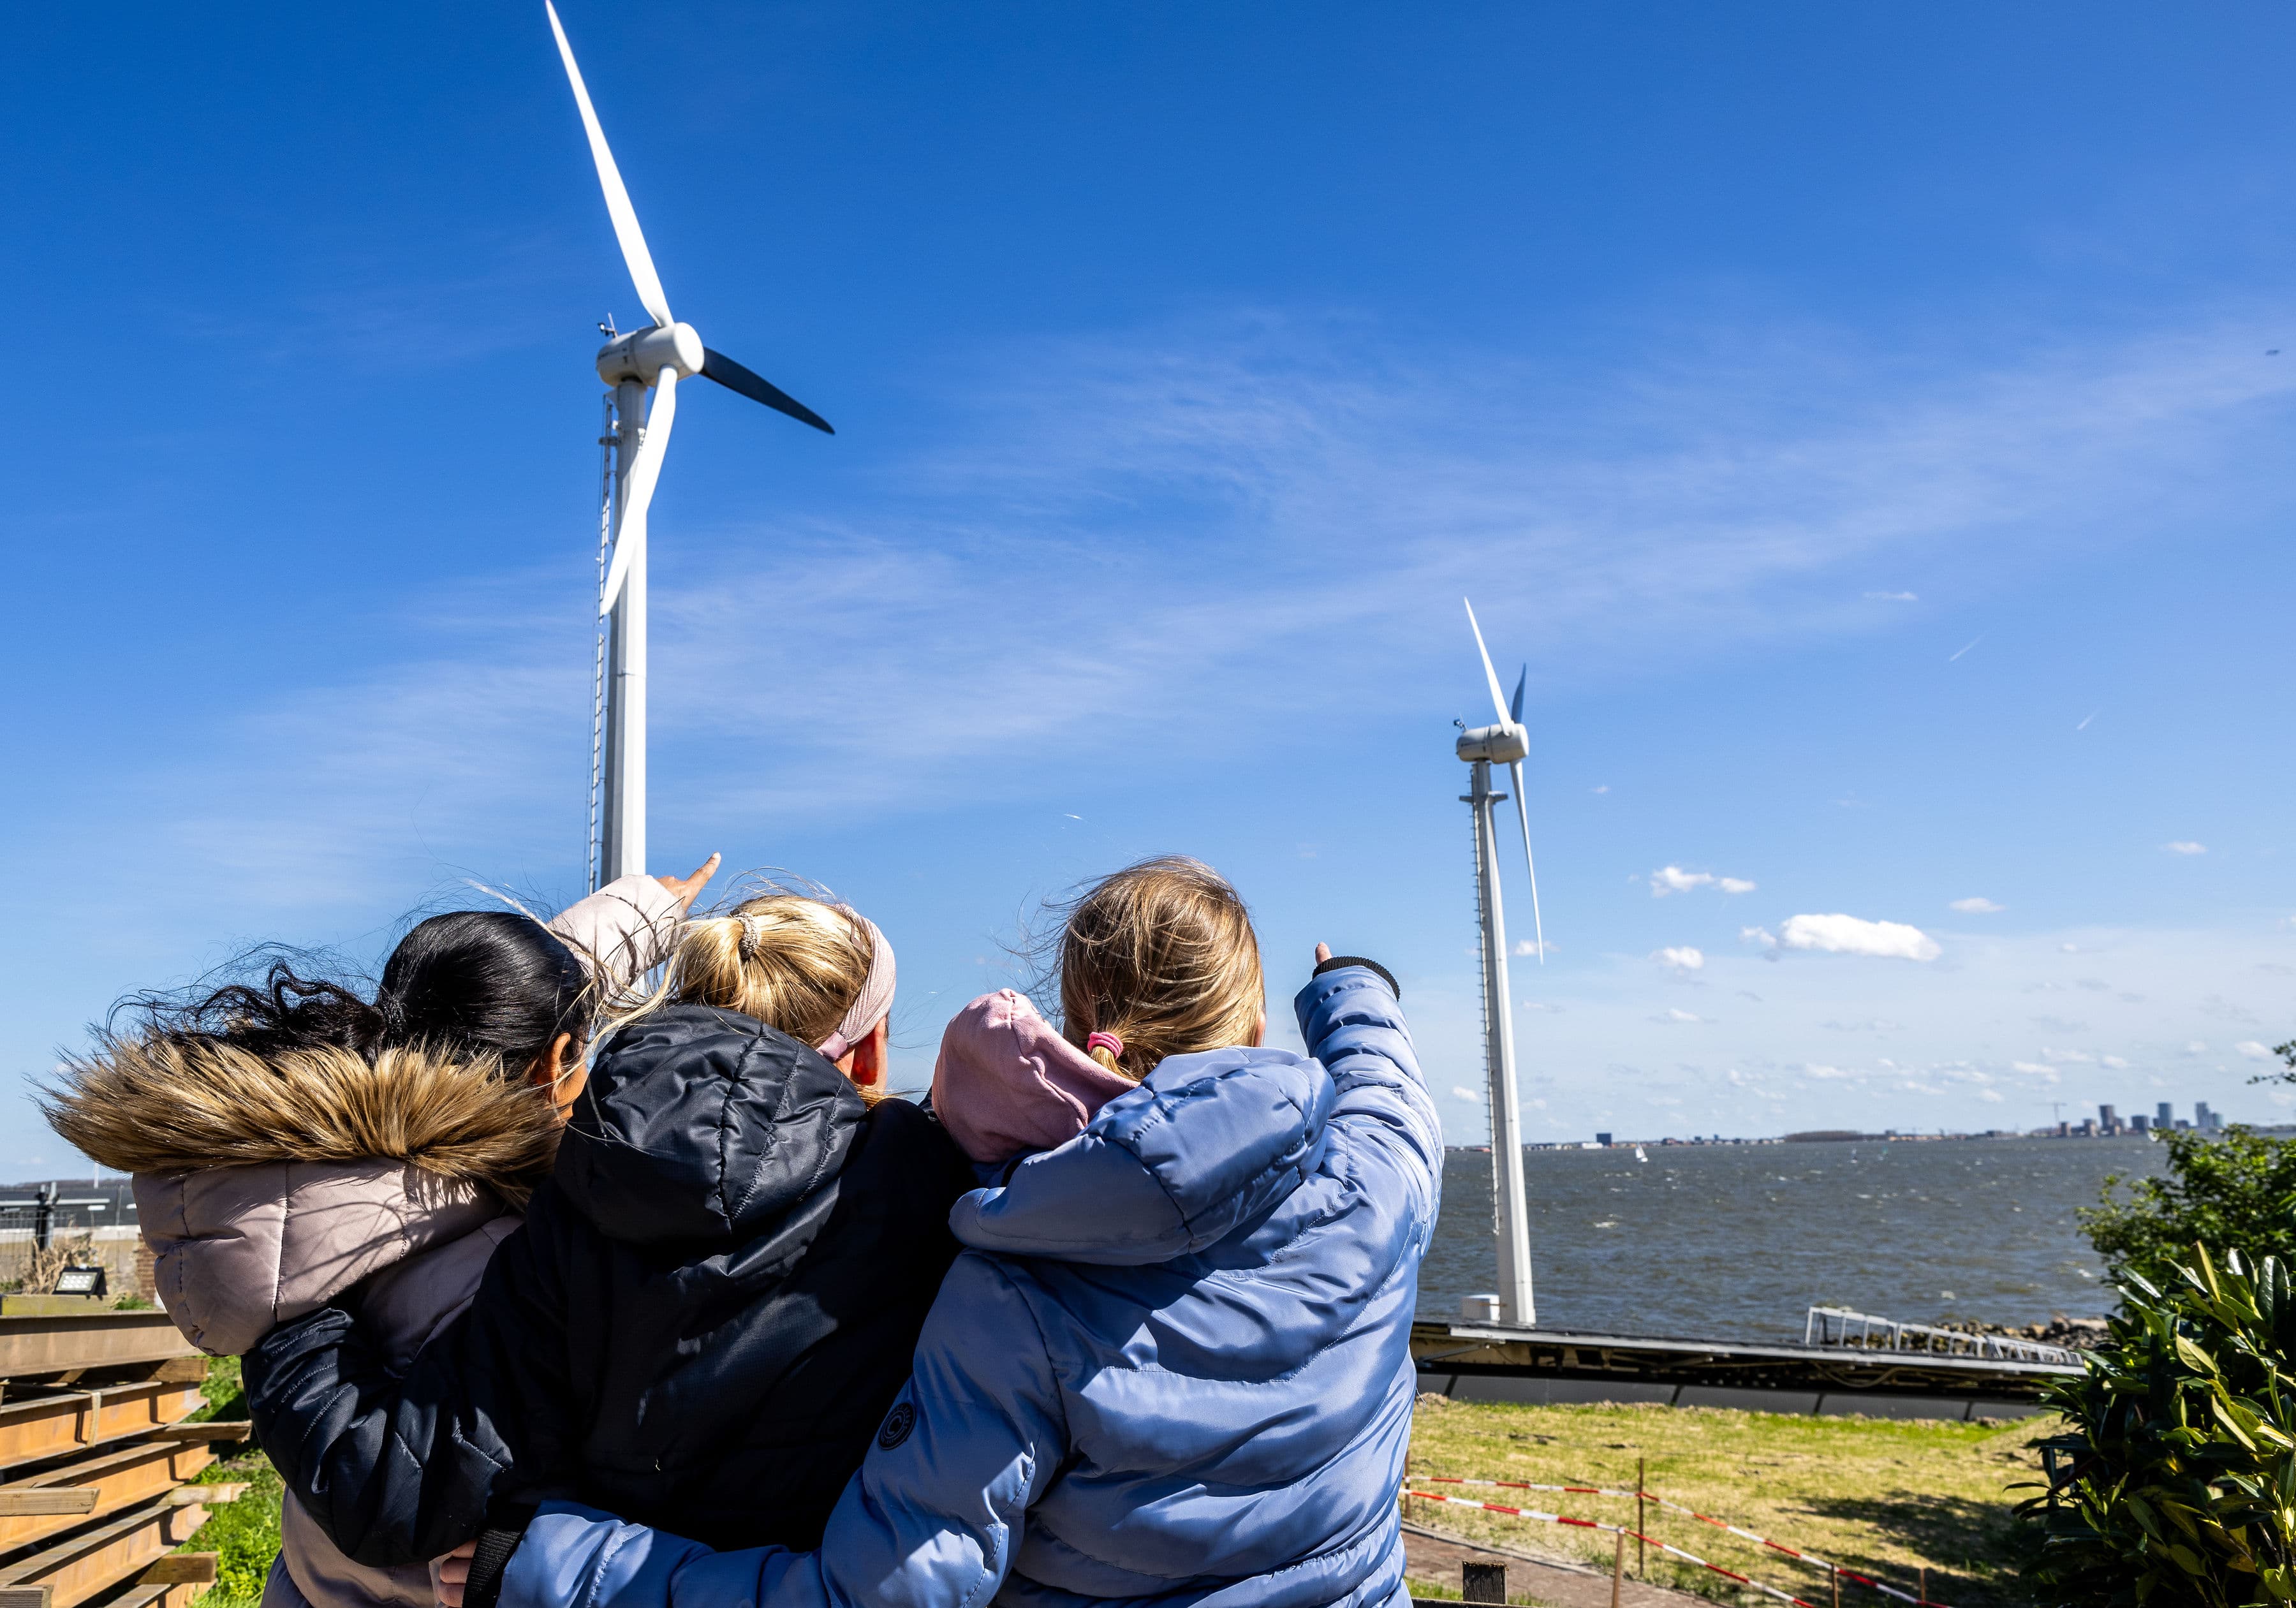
244 1005 976 1565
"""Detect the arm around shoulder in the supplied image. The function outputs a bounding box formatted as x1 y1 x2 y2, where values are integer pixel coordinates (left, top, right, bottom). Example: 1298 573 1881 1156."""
496 1251 1066 1608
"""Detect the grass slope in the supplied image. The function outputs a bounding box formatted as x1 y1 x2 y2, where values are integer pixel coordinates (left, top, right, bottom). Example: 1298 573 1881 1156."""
177 1355 284 1608
1407 1396 2052 1607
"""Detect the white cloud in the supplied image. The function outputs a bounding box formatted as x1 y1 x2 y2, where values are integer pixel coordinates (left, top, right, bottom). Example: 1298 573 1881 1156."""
2039 1046 2093 1064
2164 841 2208 856
1978 1088 2005 1103
1950 897 2005 914
1653 946 1705 971
1451 1085 1485 1102
1777 913 1941 962
1864 591 1919 602
1740 926 1777 948
2237 1041 2274 1061
2102 1055 2130 1070
1655 1007 1706 1024
2185 1041 2209 1055
1650 866 1756 897
2012 1061 2057 1076
1802 1064 1852 1080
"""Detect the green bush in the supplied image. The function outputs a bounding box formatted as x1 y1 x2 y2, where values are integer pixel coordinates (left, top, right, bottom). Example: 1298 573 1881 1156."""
2083 1128 2296 1280
2022 1244 2296 1604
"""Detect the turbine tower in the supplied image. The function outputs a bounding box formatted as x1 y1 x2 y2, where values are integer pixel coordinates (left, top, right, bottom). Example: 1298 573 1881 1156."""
1457 599 1545 1327
543 2 834 890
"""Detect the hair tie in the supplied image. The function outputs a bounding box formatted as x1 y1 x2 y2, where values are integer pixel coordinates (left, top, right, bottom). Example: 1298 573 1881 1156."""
1086 1031 1124 1073
736 915 765 961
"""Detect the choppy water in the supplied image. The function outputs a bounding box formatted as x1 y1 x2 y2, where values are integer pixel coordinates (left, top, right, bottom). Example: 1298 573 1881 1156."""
1418 1137 2161 1341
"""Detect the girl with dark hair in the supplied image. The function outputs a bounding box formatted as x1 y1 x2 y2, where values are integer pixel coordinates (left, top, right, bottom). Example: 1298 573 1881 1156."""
43 859 719 1608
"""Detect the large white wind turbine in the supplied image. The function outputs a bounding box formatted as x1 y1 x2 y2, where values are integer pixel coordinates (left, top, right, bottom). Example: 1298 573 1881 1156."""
1456 598 1547 1327
545 1 834 890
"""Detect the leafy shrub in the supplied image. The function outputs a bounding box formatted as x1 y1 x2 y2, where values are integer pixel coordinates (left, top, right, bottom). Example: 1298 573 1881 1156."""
2022 1244 2296 1604
2083 1128 2296 1280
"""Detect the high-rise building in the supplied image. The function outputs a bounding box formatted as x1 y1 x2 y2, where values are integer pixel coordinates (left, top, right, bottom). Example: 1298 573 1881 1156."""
2100 1103 2119 1133
2158 1101 2175 1128
2131 1114 2151 1133
2197 1101 2220 1133
1596 1132 1614 1147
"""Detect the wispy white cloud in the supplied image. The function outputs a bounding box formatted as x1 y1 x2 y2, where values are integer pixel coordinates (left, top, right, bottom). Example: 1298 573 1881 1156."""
2164 841 2209 856
1777 913 1941 961
2237 1040 2275 1061
1654 1007 1707 1024
1863 590 1918 602
1653 946 1705 971
1650 866 1757 897
1950 897 2005 914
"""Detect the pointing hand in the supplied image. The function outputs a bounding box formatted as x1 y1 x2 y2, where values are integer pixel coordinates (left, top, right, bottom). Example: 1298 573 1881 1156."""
657 852 721 911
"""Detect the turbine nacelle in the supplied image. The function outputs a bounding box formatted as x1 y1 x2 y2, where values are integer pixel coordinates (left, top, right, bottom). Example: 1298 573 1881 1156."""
596 321 705 387
1455 721 1527 765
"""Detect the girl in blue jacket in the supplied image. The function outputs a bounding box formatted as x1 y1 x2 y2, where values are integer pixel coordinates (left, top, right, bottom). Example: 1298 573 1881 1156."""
462 855 1442 1608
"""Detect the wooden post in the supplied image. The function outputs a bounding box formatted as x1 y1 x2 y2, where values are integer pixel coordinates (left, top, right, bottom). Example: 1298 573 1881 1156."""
1462 1561 1506 1604
1918 1565 1927 1605
1832 1564 1841 1608
1636 1456 1646 1579
1610 1530 1624 1608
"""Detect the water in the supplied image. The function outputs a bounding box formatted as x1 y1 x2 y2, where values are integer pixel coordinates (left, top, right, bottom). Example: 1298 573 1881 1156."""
1418 1137 2161 1342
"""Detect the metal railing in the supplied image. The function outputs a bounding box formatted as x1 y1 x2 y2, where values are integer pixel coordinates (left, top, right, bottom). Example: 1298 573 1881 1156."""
1804 1306 2080 1366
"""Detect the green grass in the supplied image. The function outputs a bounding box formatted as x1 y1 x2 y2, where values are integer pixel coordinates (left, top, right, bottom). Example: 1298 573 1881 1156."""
1407 1396 2053 1607
174 1355 282 1601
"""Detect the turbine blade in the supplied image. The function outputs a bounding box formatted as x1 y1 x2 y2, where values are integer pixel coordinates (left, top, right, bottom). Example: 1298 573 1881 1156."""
1508 759 1545 966
600 370 678 612
1511 665 1527 724
701 348 835 434
545 1 673 329
1462 599 1511 727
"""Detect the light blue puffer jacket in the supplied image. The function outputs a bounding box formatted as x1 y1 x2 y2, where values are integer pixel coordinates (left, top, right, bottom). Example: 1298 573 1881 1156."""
497 964 1439 1608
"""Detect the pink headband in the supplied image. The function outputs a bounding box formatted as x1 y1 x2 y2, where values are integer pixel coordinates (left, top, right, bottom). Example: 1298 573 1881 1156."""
811 913 895 1066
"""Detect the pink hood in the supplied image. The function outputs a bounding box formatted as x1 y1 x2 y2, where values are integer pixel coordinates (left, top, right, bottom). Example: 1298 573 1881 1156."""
931 990 1137 1164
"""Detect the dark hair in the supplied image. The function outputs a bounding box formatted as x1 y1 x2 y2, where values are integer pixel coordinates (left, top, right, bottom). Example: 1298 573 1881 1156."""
374 911 591 1070
119 913 591 1073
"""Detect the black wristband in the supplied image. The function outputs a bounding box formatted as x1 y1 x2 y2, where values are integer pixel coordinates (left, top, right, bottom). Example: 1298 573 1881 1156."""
460 1501 538 1608
1312 955 1399 999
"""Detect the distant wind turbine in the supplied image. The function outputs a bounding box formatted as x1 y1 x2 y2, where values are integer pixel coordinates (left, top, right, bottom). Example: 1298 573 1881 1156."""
1455 599 1548 1327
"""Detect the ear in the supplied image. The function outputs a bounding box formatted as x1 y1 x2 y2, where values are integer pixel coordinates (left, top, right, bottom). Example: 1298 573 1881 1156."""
528 1031 588 1123
848 1019 889 1087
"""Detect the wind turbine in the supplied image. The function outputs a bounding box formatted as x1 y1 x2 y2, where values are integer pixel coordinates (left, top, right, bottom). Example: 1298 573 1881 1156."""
1457 598 1546 1327
543 1 834 891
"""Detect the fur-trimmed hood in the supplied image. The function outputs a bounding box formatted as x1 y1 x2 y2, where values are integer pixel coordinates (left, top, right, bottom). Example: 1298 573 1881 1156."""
47 1036 561 1192
45 1038 559 1357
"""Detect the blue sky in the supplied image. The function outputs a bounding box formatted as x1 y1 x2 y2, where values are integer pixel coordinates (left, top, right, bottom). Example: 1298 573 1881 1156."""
8 1 2295 1167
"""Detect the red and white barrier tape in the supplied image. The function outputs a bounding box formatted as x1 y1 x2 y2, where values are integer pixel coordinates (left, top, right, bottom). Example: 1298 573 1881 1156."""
1410 1478 1943 1607
1402 1489 1818 1606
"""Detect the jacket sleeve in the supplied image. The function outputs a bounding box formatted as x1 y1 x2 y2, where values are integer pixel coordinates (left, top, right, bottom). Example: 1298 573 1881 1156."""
547 874 684 995
1293 964 1441 1226
497 1251 1065 1608
245 1210 577 1568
